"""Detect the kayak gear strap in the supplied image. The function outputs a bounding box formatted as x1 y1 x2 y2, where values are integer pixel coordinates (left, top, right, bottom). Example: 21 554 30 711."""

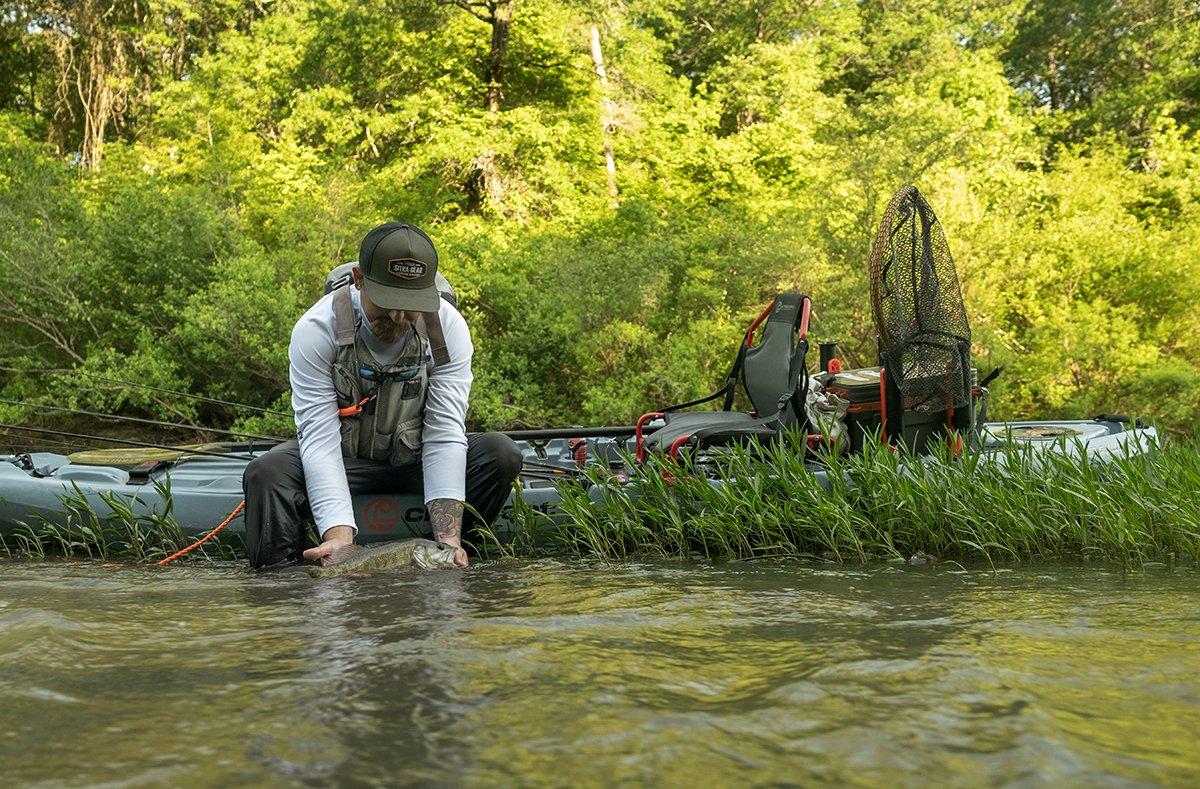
662 295 808 416
638 293 814 461
662 318 762 413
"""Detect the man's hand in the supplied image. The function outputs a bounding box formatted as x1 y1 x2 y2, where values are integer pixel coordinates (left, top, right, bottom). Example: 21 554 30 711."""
428 498 468 568
303 525 357 566
437 535 469 568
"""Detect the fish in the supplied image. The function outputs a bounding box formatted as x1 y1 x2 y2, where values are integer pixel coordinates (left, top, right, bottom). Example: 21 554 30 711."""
307 539 459 578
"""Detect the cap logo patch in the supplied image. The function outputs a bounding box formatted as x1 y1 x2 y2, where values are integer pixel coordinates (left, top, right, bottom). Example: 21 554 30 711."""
387 258 427 280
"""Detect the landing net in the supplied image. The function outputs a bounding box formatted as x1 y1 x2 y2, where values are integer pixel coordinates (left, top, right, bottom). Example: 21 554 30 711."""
868 186 972 412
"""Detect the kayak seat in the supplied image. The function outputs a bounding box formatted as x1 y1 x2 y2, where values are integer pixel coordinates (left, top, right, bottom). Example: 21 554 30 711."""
638 292 812 460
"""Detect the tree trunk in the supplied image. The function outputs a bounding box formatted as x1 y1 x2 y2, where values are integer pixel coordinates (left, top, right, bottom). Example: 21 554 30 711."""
78 34 116 171
45 0 152 170
444 0 516 211
486 1 513 113
590 26 619 207
1046 48 1059 111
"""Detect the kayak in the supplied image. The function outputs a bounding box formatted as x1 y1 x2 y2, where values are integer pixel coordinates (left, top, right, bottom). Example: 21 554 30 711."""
0 416 1157 549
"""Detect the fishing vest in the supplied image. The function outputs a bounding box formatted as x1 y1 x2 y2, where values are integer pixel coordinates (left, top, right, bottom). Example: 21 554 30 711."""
328 282 452 466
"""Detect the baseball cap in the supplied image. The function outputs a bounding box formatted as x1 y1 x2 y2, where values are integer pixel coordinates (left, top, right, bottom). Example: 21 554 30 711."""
357 222 441 312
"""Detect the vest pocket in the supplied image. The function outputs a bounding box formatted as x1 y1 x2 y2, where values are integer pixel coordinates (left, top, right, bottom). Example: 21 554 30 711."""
332 364 357 406
340 419 359 459
371 428 394 461
387 417 424 467
333 363 362 459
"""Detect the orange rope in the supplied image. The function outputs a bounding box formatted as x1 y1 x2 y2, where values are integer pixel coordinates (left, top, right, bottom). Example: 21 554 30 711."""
157 499 245 566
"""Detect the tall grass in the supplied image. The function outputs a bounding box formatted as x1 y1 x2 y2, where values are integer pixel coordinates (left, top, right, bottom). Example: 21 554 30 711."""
475 490 547 559
0 479 242 563
533 436 1200 567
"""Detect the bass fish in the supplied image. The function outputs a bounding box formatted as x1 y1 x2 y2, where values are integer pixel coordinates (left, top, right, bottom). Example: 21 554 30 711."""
307 539 459 578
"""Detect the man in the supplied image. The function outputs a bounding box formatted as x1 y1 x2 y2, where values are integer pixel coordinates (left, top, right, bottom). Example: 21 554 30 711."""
243 221 522 569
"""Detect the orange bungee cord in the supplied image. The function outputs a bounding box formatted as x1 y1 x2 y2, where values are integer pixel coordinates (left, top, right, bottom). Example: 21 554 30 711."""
156 499 245 566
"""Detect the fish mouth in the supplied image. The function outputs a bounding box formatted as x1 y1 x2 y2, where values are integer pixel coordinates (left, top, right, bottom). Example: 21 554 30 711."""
413 545 459 569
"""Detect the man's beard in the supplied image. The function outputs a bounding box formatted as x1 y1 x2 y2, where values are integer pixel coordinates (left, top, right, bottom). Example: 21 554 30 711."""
368 315 410 344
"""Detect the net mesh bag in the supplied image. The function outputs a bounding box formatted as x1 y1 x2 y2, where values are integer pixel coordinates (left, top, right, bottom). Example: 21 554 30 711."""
868 186 972 412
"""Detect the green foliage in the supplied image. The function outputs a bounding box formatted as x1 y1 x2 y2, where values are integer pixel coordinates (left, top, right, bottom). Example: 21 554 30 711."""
446 200 819 425
2 0 1200 441
1003 0 1200 145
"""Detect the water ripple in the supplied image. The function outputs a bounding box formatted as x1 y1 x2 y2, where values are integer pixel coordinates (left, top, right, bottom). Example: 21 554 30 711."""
0 557 1197 785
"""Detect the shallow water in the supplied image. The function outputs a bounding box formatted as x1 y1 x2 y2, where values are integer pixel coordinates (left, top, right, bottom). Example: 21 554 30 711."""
0 558 1197 786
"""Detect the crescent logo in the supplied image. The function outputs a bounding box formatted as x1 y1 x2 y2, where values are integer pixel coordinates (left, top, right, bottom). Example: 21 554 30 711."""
387 258 427 280
363 496 399 533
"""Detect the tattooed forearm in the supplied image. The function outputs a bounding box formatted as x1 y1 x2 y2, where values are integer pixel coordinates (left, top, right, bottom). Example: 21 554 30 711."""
428 498 464 543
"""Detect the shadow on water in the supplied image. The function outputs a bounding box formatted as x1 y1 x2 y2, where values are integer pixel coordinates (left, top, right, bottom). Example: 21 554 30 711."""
0 557 1198 785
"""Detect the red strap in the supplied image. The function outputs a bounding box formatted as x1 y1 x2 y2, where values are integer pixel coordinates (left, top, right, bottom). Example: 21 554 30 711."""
879 367 889 445
157 499 245 566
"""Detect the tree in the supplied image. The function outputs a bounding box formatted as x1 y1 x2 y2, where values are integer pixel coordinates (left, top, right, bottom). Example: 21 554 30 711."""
1004 0 1200 142
442 0 516 113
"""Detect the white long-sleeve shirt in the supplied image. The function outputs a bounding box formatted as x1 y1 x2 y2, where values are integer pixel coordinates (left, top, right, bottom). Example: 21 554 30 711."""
288 285 473 537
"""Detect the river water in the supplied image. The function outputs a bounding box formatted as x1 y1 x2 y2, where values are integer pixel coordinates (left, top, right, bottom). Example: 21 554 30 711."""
1 558 1197 786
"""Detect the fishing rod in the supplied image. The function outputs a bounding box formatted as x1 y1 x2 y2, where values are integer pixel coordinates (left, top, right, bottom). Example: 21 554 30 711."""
0 424 259 461
69 371 291 418
521 455 604 475
499 425 638 441
0 434 90 454
519 460 586 479
518 470 577 483
0 397 288 443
